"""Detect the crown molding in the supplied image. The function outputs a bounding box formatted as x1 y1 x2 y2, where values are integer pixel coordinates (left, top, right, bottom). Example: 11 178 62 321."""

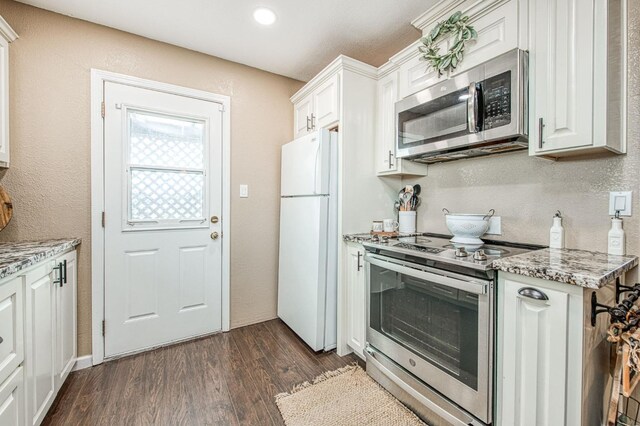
291 55 377 103
0 16 18 42
411 0 510 33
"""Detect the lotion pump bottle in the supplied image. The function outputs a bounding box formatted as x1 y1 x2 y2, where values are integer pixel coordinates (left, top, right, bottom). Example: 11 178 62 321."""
608 211 626 256
549 210 565 249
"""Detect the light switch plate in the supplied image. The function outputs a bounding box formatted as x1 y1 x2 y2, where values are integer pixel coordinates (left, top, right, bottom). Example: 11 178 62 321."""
240 184 249 198
486 216 502 235
609 191 632 216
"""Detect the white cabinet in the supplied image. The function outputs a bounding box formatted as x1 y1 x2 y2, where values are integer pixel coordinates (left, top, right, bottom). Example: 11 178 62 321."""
293 74 339 138
345 243 366 359
529 0 626 157
0 16 17 168
397 47 443 100
24 263 56 426
496 271 612 426
0 367 24 426
55 251 77 388
375 70 427 176
0 277 23 387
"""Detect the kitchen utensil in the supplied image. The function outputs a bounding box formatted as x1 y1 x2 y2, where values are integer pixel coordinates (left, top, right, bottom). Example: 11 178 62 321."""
0 186 13 231
401 191 412 211
398 211 416 233
413 184 421 196
442 208 495 245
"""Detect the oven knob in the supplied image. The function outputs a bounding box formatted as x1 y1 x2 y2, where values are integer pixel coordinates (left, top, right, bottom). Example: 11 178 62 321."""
409 358 416 367
454 247 468 257
473 249 488 261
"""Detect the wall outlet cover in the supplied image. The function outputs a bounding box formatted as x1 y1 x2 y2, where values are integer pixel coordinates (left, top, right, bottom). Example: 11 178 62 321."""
609 191 632 216
486 216 502 235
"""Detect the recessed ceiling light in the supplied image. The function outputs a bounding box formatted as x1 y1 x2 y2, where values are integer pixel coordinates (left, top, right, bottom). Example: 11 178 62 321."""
253 8 276 26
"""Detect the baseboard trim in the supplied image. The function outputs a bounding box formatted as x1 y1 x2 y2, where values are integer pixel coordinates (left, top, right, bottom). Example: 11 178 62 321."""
72 355 93 372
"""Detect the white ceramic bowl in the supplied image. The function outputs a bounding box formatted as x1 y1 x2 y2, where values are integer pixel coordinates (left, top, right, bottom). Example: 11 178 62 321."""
443 209 495 245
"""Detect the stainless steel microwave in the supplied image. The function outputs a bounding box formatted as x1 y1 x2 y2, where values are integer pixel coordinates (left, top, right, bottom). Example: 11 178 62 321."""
396 48 528 163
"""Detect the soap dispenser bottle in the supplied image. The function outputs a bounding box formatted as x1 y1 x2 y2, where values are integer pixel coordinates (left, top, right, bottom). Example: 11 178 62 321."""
549 210 565 249
608 211 626 256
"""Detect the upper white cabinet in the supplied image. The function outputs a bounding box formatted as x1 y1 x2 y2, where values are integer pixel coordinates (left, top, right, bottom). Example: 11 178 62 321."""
529 0 627 157
0 16 17 168
293 74 339 138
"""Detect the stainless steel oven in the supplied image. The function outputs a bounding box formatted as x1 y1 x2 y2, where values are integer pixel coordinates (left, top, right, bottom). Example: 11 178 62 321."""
365 252 493 425
395 48 528 163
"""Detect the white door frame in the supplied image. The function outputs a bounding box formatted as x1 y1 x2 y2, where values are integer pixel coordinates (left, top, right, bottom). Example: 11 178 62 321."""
90 69 231 366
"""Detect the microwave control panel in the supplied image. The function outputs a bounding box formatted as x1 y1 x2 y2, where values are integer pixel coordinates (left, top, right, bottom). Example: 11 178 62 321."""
482 71 511 130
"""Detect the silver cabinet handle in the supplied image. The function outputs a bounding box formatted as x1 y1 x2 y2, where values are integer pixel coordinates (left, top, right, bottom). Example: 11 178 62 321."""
538 117 545 149
518 287 549 301
310 113 316 130
357 251 363 271
306 116 311 131
388 150 393 169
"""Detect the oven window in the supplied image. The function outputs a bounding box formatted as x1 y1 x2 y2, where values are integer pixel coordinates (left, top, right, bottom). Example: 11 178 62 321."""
397 87 471 149
369 263 479 390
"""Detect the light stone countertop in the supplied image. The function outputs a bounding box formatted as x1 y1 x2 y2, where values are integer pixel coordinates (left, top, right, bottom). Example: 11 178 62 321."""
491 248 638 289
0 239 81 280
343 232 426 243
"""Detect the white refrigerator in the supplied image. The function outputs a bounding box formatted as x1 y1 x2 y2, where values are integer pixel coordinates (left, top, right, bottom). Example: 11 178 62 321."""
277 129 338 352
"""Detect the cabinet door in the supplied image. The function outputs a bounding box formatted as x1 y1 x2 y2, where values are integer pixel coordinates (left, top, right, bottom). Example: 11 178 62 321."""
346 245 366 358
294 95 313 138
0 36 8 166
499 278 571 425
376 71 399 174
0 367 24 426
450 1 518 76
25 264 56 426
55 251 77 388
0 277 23 387
529 0 594 154
312 74 340 130
398 49 445 99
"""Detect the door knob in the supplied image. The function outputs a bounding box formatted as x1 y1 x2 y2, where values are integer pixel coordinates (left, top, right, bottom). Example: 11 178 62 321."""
211 216 219 224
210 232 219 240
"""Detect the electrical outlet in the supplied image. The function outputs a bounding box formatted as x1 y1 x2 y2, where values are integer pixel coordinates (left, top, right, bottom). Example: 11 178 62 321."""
486 216 502 235
609 191 632 216
240 184 249 198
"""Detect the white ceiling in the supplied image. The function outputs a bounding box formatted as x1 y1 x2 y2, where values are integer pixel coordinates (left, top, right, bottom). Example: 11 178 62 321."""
14 0 436 81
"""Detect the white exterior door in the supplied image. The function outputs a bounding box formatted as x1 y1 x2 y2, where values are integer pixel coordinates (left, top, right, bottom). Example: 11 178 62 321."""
103 81 223 357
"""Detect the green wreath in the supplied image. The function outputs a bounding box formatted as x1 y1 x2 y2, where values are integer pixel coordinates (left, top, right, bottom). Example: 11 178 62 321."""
418 11 478 75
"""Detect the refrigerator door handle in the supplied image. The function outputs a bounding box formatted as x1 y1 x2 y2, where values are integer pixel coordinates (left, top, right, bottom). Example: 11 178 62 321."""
313 139 321 195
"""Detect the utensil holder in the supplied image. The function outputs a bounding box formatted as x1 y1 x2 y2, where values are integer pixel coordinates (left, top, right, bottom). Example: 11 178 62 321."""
399 211 416 234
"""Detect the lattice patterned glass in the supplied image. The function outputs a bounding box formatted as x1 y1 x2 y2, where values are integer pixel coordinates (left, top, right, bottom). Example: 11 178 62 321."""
130 169 204 221
127 110 207 223
129 111 205 169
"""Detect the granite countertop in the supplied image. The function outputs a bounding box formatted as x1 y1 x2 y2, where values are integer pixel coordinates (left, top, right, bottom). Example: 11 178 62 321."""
343 232 426 243
491 248 639 289
0 238 81 280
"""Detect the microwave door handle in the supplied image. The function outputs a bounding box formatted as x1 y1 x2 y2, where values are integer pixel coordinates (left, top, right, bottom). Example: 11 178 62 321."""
467 82 480 133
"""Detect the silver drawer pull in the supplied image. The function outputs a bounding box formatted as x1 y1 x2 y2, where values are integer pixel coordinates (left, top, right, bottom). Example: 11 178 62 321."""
518 287 549 301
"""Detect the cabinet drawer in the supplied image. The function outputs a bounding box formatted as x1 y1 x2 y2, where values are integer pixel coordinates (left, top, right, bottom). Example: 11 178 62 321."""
0 366 24 426
0 277 23 386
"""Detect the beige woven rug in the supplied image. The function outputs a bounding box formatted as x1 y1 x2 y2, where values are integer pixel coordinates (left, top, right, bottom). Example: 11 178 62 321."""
275 364 425 425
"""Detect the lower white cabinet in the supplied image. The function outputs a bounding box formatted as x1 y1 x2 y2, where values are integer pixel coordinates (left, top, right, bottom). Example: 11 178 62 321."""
0 248 77 426
346 243 366 359
497 271 613 426
55 251 77 388
24 263 56 426
0 366 24 426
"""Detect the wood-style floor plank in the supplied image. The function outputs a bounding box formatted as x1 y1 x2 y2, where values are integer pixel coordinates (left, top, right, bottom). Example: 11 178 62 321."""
43 319 361 425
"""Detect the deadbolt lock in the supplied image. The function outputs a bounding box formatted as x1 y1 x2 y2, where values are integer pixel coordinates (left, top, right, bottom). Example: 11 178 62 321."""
210 232 219 240
211 216 219 224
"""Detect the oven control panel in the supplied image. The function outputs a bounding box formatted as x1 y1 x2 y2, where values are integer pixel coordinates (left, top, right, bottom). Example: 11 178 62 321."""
482 71 511 130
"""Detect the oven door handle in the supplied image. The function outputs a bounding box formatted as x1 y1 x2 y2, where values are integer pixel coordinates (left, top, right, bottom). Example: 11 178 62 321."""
365 253 487 295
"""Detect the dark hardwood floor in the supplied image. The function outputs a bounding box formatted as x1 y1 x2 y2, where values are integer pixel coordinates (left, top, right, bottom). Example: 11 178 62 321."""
43 319 362 425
